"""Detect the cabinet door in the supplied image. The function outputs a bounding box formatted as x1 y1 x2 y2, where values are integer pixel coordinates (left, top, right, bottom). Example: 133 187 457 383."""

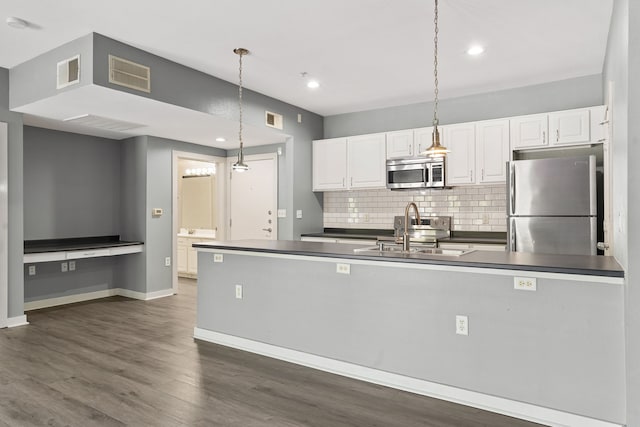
386 130 414 158
187 241 199 275
177 239 188 273
347 133 387 189
444 123 476 185
312 138 347 191
414 127 434 156
510 114 548 149
549 109 590 145
476 119 509 183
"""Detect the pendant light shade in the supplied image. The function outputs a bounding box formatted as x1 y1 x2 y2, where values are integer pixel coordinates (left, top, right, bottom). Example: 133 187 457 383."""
421 0 450 158
232 48 250 172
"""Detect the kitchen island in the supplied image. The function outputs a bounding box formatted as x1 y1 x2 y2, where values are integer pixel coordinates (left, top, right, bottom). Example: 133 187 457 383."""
193 240 625 427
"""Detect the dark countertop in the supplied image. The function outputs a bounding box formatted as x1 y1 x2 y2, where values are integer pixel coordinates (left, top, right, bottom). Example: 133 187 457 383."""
301 228 507 245
194 239 624 278
24 235 144 254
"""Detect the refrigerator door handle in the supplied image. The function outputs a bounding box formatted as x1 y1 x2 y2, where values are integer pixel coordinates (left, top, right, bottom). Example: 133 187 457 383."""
509 218 516 251
509 163 516 215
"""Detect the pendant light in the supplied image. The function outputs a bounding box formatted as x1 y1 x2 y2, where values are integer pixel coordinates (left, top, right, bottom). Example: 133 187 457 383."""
422 0 450 158
232 48 250 172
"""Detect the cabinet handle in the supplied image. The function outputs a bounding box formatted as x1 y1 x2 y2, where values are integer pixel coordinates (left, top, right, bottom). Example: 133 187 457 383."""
342 177 345 187
481 168 484 181
556 129 559 142
469 170 473 181
542 131 546 144
351 177 353 187
598 138 606 142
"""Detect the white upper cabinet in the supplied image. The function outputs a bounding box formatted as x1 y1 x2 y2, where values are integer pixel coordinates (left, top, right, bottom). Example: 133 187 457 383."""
386 130 414 158
414 127 434 157
386 127 433 159
510 114 549 149
549 109 590 145
348 133 387 189
312 137 347 191
476 119 509 183
444 123 476 185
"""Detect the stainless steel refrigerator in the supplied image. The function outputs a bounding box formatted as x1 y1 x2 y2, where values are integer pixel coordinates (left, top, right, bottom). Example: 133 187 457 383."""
507 155 598 255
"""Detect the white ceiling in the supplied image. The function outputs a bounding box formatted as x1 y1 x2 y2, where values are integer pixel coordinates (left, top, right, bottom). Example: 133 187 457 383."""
1 0 613 144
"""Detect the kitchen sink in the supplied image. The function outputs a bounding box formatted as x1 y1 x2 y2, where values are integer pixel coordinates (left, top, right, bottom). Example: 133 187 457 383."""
353 244 474 256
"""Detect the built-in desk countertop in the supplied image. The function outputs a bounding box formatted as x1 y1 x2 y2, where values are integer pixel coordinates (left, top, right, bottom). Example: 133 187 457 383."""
24 235 144 263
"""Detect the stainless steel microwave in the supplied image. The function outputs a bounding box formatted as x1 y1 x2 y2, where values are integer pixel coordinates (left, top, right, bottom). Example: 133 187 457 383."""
386 157 446 189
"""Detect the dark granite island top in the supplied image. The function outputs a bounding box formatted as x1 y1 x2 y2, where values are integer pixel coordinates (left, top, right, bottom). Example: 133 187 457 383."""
194 239 623 279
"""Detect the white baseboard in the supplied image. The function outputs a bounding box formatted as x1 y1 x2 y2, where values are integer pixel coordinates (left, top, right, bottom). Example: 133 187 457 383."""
6 315 28 328
193 328 623 427
24 289 118 311
116 288 174 301
24 287 175 311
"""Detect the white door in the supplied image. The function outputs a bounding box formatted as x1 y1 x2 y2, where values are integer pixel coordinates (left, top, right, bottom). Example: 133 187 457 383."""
0 122 7 328
229 153 278 240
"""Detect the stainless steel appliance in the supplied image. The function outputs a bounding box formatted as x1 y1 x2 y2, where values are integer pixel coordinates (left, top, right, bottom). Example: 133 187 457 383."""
386 157 445 190
507 155 597 255
391 215 451 247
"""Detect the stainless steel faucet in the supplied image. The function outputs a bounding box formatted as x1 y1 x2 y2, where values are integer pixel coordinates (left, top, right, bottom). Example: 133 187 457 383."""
403 202 421 252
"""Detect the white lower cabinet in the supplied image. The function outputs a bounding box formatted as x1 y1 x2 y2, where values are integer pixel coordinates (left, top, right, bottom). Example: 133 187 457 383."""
178 236 214 277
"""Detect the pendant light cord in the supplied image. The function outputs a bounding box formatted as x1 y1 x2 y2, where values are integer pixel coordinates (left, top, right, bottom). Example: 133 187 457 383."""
238 50 244 151
433 0 439 128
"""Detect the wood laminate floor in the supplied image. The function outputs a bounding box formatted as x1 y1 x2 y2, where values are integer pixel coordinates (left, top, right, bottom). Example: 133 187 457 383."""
0 279 545 427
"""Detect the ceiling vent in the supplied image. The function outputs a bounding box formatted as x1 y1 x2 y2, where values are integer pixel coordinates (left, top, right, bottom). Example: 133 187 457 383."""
57 55 80 89
108 55 151 93
63 114 145 132
265 111 283 130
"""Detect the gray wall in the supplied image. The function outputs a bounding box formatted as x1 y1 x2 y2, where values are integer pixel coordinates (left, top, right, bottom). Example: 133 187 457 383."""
324 74 603 138
604 1 640 426
0 68 24 319
91 33 325 239
23 126 121 240
198 252 625 424
10 34 93 109
118 135 227 294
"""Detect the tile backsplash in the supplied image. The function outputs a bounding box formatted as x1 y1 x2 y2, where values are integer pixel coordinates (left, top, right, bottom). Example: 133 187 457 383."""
323 185 507 232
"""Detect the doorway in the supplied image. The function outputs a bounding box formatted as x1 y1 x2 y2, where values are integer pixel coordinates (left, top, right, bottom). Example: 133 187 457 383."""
227 152 278 240
172 151 226 294
0 122 7 327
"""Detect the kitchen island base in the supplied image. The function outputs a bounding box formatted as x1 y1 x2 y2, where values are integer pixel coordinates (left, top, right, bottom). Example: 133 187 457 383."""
195 245 625 427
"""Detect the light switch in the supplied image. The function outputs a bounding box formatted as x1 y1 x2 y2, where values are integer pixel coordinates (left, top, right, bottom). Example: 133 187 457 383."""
296 210 303 219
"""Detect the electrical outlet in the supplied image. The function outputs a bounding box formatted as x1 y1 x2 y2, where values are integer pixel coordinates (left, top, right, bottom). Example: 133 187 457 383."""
456 315 469 336
61 262 68 272
165 257 171 267
213 253 224 263
28 265 36 276
514 276 537 291
235 284 243 299
69 261 76 271
296 209 303 219
336 263 351 275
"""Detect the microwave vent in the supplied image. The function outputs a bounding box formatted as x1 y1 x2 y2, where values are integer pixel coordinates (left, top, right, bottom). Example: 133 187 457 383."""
108 55 151 93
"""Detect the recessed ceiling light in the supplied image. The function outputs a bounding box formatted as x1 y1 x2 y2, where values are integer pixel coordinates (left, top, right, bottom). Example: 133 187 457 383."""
6 17 28 29
467 45 485 56
307 80 320 89
215 137 226 142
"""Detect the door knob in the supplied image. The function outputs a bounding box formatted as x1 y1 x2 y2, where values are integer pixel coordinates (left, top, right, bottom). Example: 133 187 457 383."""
262 228 272 233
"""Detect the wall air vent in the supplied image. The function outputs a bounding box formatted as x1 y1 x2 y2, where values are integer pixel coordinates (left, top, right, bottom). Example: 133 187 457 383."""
108 55 151 93
63 114 145 132
265 111 283 130
57 55 80 89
